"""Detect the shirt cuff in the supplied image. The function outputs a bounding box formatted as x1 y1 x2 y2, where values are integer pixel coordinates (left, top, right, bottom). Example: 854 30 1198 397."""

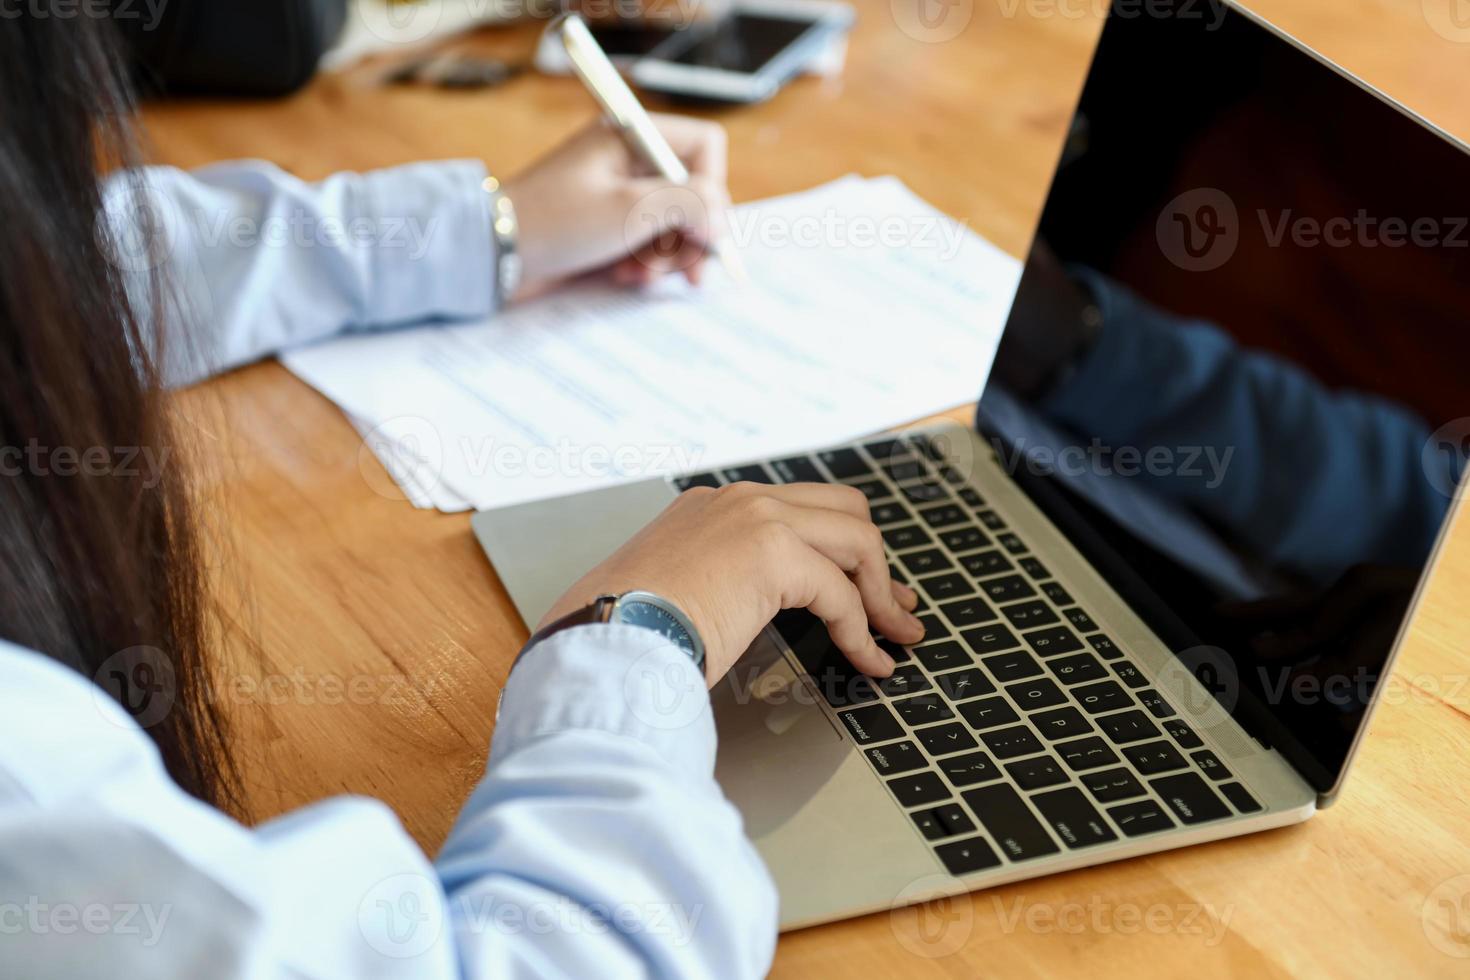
356 159 497 325
492 623 718 783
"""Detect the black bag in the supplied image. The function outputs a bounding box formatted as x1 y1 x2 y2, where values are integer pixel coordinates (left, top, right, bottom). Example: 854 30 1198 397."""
114 0 348 97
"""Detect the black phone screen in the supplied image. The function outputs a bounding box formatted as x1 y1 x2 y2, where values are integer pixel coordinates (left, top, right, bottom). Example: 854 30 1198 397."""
663 14 817 72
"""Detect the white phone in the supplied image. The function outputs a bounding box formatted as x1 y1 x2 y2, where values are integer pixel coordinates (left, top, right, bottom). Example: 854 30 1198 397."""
630 0 855 105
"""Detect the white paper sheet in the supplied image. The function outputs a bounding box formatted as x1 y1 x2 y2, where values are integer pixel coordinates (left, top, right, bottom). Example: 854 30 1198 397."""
284 177 1022 511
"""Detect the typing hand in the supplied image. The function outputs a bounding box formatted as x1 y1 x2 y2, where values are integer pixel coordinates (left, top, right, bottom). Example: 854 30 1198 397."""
538 482 926 687
504 114 730 299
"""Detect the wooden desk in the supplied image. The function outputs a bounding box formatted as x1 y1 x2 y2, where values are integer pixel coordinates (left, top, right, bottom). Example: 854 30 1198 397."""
146 0 1470 974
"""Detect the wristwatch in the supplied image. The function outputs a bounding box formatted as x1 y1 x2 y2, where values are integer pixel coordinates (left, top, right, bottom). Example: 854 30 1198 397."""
481 174 521 309
521 591 706 674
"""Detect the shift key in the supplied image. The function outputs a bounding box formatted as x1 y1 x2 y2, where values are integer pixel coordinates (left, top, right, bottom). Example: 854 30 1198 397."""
961 783 1060 861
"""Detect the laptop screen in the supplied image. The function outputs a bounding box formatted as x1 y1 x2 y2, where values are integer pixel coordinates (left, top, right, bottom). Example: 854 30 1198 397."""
985 1 1468 794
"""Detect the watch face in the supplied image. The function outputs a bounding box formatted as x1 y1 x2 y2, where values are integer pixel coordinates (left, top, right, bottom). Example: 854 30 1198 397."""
614 599 695 654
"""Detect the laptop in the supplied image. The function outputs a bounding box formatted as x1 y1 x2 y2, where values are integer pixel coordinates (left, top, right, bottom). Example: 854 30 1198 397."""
473 1 1470 930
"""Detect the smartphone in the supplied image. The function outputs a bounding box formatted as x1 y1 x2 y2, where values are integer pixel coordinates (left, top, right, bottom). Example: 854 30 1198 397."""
631 0 855 104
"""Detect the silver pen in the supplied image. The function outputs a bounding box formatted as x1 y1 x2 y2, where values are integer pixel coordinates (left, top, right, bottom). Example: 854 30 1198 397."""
551 13 748 283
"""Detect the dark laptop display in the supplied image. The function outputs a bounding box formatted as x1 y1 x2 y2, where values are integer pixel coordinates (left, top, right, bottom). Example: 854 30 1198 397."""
987 2 1469 794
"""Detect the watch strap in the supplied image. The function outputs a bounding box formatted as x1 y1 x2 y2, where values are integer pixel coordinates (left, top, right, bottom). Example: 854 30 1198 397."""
522 594 619 655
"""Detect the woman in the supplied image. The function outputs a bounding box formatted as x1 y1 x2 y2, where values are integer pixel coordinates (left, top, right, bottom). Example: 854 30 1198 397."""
0 11 920 979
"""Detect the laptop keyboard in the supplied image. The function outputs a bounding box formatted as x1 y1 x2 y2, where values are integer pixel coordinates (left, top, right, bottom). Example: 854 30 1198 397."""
672 432 1264 877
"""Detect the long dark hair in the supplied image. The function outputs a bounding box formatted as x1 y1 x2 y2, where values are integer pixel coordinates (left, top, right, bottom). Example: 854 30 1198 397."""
0 12 234 807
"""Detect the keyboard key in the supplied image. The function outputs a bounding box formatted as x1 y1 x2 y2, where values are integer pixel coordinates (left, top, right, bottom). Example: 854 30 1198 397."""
980 574 1035 604
1108 799 1176 836
819 448 870 479
996 532 1027 554
909 433 947 461
958 697 1021 731
1161 718 1203 749
919 572 974 602
1005 754 1070 790
1190 750 1232 780
899 479 951 505
1079 767 1147 803
849 478 892 502
1219 782 1263 813
1112 661 1148 689
1096 710 1160 745
878 665 932 698
1046 652 1107 684
893 695 954 727
1023 626 1084 658
979 725 1044 760
866 740 926 776
1150 772 1231 823
1041 582 1074 606
961 783 1060 861
913 640 970 672
875 637 912 664
770 455 825 483
1074 680 1133 714
960 550 1012 578
918 503 968 528
675 471 721 490
812 661 880 708
1061 605 1096 629
889 771 950 807
1122 741 1190 775
911 802 977 840
937 464 967 486
1033 787 1118 848
982 649 1042 682
940 526 989 553
1001 601 1059 630
863 437 907 461
1018 556 1051 580
917 723 979 756
934 837 1002 875
882 524 932 552
961 625 1020 655
957 486 985 508
939 597 996 627
1056 736 1120 772
722 464 774 484
881 457 927 484
976 511 1006 531
870 501 913 526
1032 706 1093 740
839 703 903 744
900 548 953 576
915 614 952 641
937 750 1002 787
1005 677 1067 710
1137 689 1175 718
1088 634 1123 660
934 667 994 702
